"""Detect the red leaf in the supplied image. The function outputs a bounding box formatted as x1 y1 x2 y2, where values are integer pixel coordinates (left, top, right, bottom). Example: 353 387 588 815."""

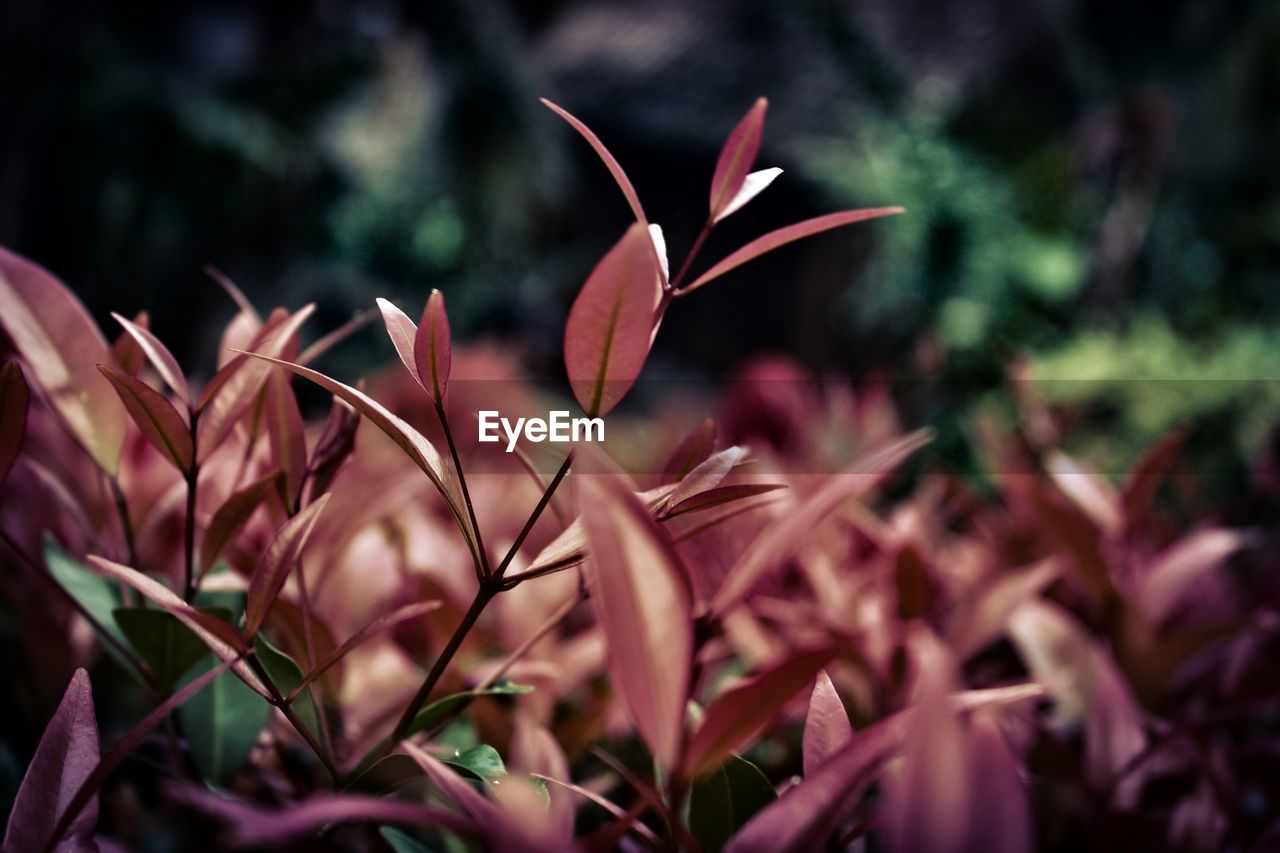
579 467 693 768
87 556 268 697
664 445 748 510
710 97 768 222
803 670 851 776
200 470 285 570
111 311 191 407
683 208 905 294
244 494 331 639
683 647 836 778
711 429 932 615
1121 427 1187 527
1139 528 1253 625
109 310 149 375
1046 451 1122 535
375 298 423 390
965 712 1034 853
2 669 100 853
0 361 30 487
564 223 660 417
264 371 307 506
97 364 194 472
0 247 126 474
661 483 786 520
414 290 451 403
661 417 716 483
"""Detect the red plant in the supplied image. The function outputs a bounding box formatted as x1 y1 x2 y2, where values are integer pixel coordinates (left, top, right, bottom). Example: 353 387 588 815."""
0 99 1271 852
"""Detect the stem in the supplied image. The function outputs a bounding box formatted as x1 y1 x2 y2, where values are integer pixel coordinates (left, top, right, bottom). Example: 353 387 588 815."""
436 400 489 579
246 652 338 782
670 218 714 291
493 452 573 580
109 477 140 568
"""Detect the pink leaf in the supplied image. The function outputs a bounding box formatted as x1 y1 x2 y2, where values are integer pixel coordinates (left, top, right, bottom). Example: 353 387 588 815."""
97 364 194 472
802 670 852 776
579 468 693 768
1046 451 1122 535
1121 427 1187 527
0 247 126 474
661 418 717 482
109 310 149 375
710 429 932 615
683 208 905 294
1138 528 1253 625
665 445 748 510
244 494 331 639
110 311 191 407
683 647 836 779
965 712 1034 853
2 668 100 853
564 223 661 417
0 362 30 487
375 298 423 390
415 290 452 403
200 470 285 570
87 556 268 697
717 168 783 223
661 483 786 520
710 97 768 222
264 371 307 506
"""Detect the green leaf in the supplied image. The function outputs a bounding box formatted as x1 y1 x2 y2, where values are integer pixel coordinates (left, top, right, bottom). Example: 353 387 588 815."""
442 744 506 785
404 683 534 739
114 606 230 688
345 754 426 795
45 538 126 651
379 827 430 853
255 637 320 740
177 655 271 784
688 755 778 852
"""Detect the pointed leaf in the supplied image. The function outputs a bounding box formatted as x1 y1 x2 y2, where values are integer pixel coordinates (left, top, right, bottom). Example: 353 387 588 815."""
2 669 99 853
710 98 768 222
684 208 905 294
403 682 535 739
1047 451 1122 535
414 290 451 403
716 168 783 223
965 712 1034 853
1139 528 1252 625
297 309 376 366
205 265 261 325
376 298 423 390
662 418 716 482
579 469 693 768
1121 428 1187 526
662 484 787 520
87 556 268 697
400 742 504 825
665 446 748 509
0 361 29 486
683 647 836 778
803 670 851 776
711 429 932 615
0 247 126 473
307 397 360 499
244 494 331 639
114 606 227 688
98 364 193 472
111 311 190 406
178 656 272 784
264 371 307 505
110 311 149 375
46 539 128 651
564 223 660 417
690 755 777 853
200 470 285 570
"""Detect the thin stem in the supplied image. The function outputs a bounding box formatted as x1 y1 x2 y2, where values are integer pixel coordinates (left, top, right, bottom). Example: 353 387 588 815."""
435 399 489 579
245 652 338 782
108 477 140 568
501 556 583 590
493 452 573 580
670 218 714 291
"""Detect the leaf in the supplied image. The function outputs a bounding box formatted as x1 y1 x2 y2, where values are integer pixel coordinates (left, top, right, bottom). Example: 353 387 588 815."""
400 742 505 826
0 361 29 487
345 754 426 795
443 744 506 786
564 223 661 417
1138 528 1253 625
965 712 1034 853
178 655 273 784
662 484 787 520
97 364 194 472
200 470 285 571
415 290 451 403
683 647 836 778
710 97 768 222
375 298 424 389
87 555 268 697
264 370 307 505
716 168 783 223
662 418 716 482
579 468 693 768
1 668 99 853
243 494 331 639
0 247 126 473
114 606 227 688
690 755 778 853
307 397 360 499
256 637 320 740
286 601 442 701
380 827 430 853
46 539 127 650
1121 427 1188 526
403 683 535 739
110 310 149 375
1046 451 1122 535
110 311 191 406
196 305 315 462
683 208 905 294
803 670 851 777
665 446 748 510
710 429 932 616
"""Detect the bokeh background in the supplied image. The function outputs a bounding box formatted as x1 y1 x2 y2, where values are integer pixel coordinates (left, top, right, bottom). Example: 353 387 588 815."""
3 0 1279 479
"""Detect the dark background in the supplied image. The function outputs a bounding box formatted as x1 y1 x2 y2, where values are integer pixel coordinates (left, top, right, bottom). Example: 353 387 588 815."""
2 0 1279 470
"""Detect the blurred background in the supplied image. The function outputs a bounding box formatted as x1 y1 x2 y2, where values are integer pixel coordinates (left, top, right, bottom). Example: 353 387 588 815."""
2 0 1279 479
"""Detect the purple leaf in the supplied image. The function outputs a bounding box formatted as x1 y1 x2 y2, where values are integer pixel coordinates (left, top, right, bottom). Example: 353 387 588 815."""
2 668 100 853
110 312 191 407
244 494 331 639
0 361 30 487
97 364 194 472
200 470 285 570
710 98 768 222
415 290 452 403
802 670 851 776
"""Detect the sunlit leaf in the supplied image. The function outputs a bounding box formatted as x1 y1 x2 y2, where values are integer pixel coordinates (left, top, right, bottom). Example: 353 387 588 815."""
111 311 191 406
0 247 126 473
243 494 331 639
375 298 423 390
97 364 194 472
802 670 851 777
564 223 661 417
683 208 905 294
1047 451 1122 535
1 669 99 852
414 290 451 403
0 361 29 487
716 168 783 223
710 98 767 222
579 468 693 768
690 755 777 852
